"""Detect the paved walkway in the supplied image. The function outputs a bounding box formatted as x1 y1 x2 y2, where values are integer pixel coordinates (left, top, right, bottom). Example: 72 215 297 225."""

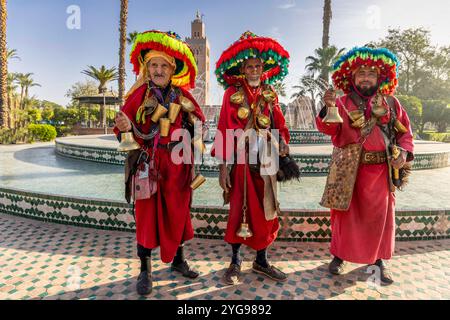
0 214 448 300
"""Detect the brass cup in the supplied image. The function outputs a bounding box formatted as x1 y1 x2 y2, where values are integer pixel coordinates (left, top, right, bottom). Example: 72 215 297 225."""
230 91 245 105
262 90 276 102
159 118 170 137
151 104 168 123
190 174 206 190
257 114 271 129
179 96 195 113
237 107 250 120
350 116 366 128
168 103 181 124
188 113 199 125
348 110 364 122
372 105 387 118
394 119 408 133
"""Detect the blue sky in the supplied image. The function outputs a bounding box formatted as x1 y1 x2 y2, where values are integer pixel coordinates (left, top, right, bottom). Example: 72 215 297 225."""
6 0 450 106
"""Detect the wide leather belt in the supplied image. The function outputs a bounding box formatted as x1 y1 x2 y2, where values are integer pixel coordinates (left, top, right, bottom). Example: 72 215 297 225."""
157 141 180 150
361 150 387 164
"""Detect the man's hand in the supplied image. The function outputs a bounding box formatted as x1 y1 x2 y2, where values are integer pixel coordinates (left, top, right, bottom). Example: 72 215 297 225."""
219 164 231 193
115 111 132 132
390 151 407 170
323 89 336 108
279 139 290 157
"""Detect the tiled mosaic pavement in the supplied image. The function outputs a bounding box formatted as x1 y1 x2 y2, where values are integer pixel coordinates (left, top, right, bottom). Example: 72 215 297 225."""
0 214 448 300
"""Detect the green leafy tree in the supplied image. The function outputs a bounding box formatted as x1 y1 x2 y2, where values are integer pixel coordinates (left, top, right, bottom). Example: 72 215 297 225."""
422 100 450 133
397 95 422 133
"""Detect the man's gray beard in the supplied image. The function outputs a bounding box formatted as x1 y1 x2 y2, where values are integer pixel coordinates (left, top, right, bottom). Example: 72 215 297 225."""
247 79 261 87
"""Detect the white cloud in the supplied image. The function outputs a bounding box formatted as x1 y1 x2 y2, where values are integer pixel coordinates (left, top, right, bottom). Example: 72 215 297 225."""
278 0 296 10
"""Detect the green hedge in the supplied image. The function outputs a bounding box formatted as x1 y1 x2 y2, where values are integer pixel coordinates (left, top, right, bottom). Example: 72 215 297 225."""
28 124 57 142
421 131 450 142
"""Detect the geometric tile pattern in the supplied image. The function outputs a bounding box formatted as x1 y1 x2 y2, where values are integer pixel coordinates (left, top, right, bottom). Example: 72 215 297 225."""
55 141 450 175
0 214 448 300
289 130 331 145
1 187 449 242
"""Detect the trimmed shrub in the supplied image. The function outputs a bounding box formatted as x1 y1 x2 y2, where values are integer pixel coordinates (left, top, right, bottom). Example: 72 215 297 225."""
28 124 57 142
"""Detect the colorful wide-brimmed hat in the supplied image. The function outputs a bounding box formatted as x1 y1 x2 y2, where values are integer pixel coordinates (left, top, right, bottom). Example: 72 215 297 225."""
215 31 290 89
129 30 197 89
331 46 399 95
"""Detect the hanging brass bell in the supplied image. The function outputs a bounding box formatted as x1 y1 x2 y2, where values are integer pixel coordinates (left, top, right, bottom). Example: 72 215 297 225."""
236 223 253 240
117 132 141 152
323 104 344 123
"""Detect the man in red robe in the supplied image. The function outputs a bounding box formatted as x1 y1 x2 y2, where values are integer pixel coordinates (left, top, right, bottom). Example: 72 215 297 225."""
212 31 292 284
317 47 414 284
114 31 205 295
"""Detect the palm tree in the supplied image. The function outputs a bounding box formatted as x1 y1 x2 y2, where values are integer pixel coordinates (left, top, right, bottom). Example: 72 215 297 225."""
81 65 119 128
305 45 345 84
322 0 332 49
272 81 287 98
127 31 139 45
7 73 17 127
0 0 8 128
7 48 20 61
15 73 40 105
118 0 128 105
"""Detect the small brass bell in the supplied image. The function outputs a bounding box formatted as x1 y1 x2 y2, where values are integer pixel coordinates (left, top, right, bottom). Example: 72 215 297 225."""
323 102 344 123
236 222 253 240
117 132 141 152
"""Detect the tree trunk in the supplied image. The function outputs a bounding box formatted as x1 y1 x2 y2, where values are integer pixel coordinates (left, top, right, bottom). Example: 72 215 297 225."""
0 0 9 129
118 0 128 106
322 0 332 49
321 0 332 84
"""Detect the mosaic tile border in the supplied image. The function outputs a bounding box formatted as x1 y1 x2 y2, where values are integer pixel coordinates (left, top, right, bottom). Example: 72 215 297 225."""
55 140 450 175
289 130 331 145
1 187 448 242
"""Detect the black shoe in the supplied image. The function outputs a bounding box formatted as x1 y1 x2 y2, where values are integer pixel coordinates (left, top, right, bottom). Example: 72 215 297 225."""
374 259 394 284
329 256 345 275
171 260 199 279
223 263 242 285
136 270 152 295
252 261 287 282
